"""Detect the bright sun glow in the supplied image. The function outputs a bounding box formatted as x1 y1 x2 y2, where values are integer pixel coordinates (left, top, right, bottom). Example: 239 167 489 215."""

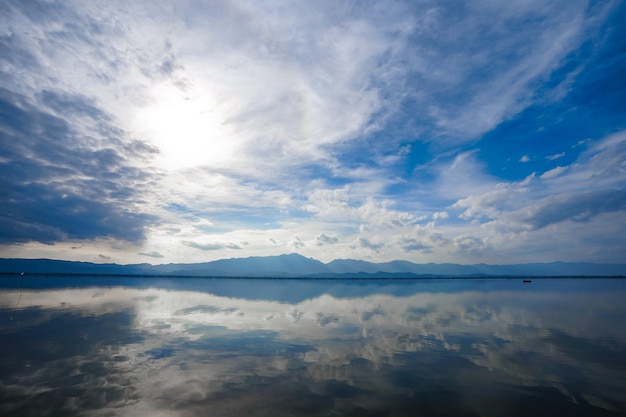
134 85 235 170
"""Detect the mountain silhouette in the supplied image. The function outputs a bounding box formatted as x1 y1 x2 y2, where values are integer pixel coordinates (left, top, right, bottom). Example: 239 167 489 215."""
1 254 626 277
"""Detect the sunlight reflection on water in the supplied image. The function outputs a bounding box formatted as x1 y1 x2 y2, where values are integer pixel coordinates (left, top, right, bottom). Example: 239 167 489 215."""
1 277 625 416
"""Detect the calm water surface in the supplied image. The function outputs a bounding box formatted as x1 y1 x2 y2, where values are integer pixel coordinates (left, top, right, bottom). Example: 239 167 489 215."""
1 277 625 416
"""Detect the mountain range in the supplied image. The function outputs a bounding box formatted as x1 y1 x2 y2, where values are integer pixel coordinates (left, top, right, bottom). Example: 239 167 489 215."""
1 254 625 277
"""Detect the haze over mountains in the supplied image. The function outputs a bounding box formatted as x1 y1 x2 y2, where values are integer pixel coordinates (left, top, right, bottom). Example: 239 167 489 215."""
1 254 625 277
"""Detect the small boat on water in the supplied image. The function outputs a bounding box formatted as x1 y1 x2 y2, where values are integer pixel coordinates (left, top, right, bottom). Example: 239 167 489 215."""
523 279 532 283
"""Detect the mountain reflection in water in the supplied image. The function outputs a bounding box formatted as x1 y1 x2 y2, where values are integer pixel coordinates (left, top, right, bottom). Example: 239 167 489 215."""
1 277 625 416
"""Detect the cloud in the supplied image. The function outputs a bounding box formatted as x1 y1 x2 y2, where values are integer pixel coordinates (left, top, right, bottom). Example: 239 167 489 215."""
540 166 567 179
546 152 565 160
520 155 531 163
432 211 449 221
452 236 489 255
304 187 418 229
399 239 433 253
434 152 498 200
0 88 158 244
139 251 164 259
2 0 599 172
395 226 448 255
183 241 242 251
358 237 385 251
315 234 339 246
522 189 626 230
400 0 596 141
448 130 626 261
457 131 626 223
574 138 592 148
290 237 305 249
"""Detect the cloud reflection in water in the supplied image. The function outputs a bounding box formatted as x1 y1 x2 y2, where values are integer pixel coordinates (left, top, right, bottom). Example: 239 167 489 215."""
1 278 625 416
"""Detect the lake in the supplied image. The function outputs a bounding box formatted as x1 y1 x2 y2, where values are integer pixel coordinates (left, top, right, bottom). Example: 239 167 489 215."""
1 276 625 416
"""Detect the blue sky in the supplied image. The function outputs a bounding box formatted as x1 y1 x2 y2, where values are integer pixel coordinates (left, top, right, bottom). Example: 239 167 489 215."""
1 0 625 265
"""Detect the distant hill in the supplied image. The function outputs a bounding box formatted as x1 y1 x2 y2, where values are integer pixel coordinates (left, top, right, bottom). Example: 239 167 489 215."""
1 254 625 277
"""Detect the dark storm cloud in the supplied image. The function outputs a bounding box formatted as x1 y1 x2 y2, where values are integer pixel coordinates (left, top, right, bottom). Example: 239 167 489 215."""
0 87 159 244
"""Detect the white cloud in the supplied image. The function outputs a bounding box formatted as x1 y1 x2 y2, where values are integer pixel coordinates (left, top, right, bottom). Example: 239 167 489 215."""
432 211 449 220
448 130 626 262
540 166 567 179
546 152 565 160
520 155 530 163
453 180 530 222
304 187 419 230
435 152 498 200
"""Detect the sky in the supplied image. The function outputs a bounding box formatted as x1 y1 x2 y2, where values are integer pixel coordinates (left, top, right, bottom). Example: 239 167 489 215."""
1 0 625 265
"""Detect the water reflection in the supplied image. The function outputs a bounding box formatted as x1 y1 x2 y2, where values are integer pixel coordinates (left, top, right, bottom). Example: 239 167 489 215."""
1 278 625 416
